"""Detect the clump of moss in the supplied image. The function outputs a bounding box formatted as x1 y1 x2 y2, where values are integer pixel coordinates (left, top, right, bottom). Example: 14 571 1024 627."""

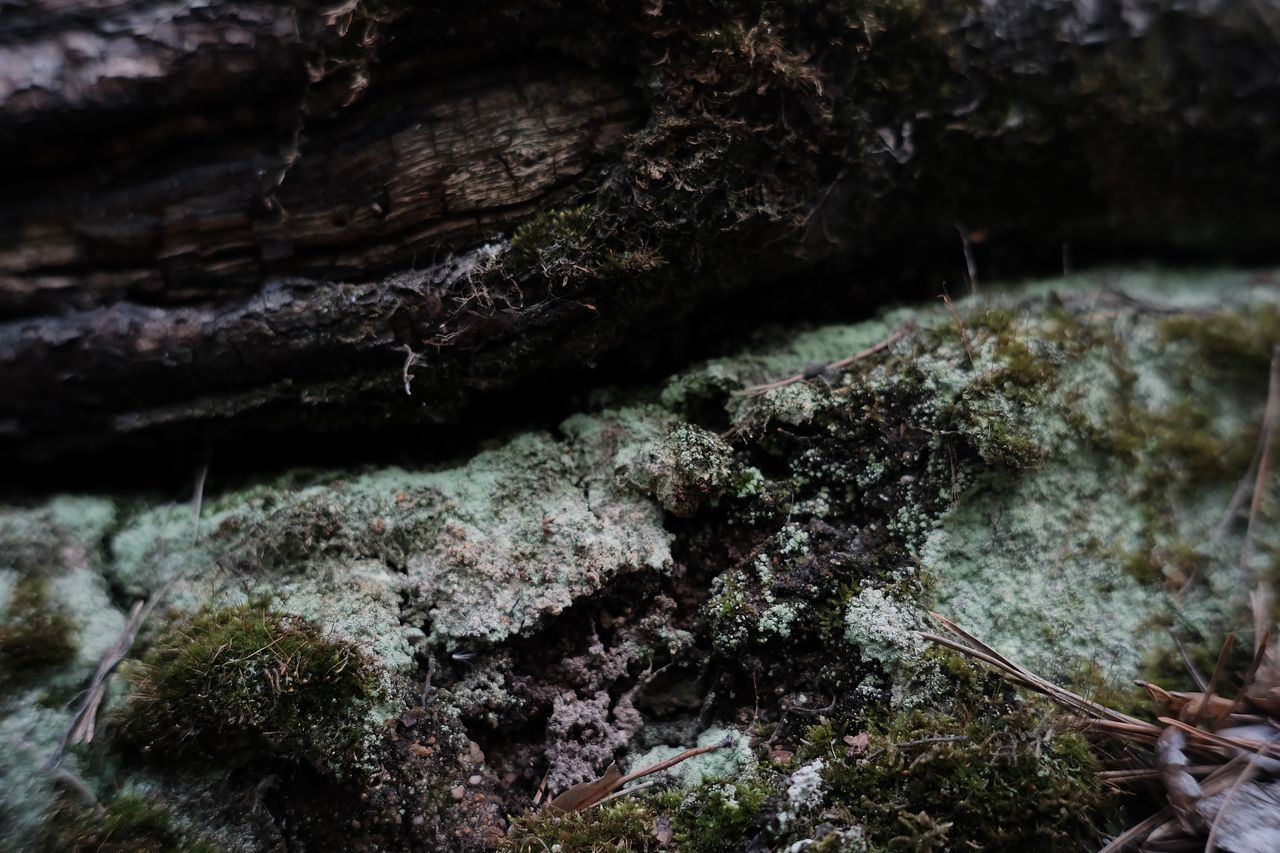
505 776 771 853
121 601 386 774
799 658 1113 851
667 777 771 853
40 794 218 853
0 577 77 687
502 204 596 277
506 799 660 852
1157 306 1280 382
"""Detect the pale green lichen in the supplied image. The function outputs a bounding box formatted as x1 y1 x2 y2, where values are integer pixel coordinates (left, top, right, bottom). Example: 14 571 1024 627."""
619 422 738 517
109 407 677 659
0 497 129 849
0 497 117 576
625 726 754 790
843 586 925 671
915 270 1275 679
1 268 1276 849
676 267 1276 696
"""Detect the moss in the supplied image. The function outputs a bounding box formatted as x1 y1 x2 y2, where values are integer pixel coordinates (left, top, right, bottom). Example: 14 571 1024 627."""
506 799 661 852
1119 537 1208 589
503 204 594 274
1157 306 1280 382
0 577 77 687
5 270 1277 846
668 777 771 853
41 794 219 853
798 672 1112 850
1136 619 1256 701
914 273 1280 683
506 767 771 853
120 601 386 775
1064 659 1150 720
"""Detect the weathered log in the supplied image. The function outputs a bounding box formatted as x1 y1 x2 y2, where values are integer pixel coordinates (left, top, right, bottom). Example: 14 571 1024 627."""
3 0 1280 466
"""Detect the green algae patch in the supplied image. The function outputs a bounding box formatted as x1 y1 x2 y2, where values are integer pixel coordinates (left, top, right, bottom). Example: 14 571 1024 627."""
120 601 387 775
0 577 77 688
40 794 219 853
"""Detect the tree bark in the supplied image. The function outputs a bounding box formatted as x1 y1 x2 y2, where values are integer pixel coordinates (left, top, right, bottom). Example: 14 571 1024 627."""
3 0 1279 465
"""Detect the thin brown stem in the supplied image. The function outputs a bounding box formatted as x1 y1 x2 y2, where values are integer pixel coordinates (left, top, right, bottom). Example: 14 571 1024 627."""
939 291 975 366
1195 634 1235 726
739 325 912 396
615 736 733 789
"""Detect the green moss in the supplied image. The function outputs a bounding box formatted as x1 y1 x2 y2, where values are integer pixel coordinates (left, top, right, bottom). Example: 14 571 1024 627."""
41 794 219 853
1119 537 1208 589
120 601 386 774
800 668 1111 851
1137 620 1255 701
503 204 595 276
505 773 771 853
1064 659 1150 719
0 577 77 686
1102 394 1256 494
668 777 770 853
506 799 661 852
1158 306 1280 381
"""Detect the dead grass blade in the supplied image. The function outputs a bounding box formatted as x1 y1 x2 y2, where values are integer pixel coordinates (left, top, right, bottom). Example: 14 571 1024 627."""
1097 806 1174 853
1156 718 1279 758
544 736 732 814
923 612 1148 727
739 325 913 396
47 581 170 769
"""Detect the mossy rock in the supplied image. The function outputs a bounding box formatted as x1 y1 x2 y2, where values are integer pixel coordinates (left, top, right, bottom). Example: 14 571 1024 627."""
0 577 78 689
40 794 220 853
119 601 388 775
2 268 1278 849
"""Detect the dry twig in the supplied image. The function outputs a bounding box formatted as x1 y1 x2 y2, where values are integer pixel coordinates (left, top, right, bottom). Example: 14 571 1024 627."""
738 325 913 396
48 582 170 769
545 736 733 814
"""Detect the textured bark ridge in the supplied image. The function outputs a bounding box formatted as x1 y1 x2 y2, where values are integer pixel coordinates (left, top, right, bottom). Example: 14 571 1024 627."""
3 0 1280 465
1 70 637 308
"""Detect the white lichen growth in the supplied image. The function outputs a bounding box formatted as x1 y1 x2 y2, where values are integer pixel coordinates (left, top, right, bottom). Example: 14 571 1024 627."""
843 587 925 669
778 758 827 830
625 726 754 789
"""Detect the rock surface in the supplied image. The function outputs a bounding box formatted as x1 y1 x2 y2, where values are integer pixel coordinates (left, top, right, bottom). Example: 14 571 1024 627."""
2 268 1277 850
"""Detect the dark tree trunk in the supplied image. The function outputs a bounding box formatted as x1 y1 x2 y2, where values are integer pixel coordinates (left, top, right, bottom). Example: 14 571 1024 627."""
3 0 1279 468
